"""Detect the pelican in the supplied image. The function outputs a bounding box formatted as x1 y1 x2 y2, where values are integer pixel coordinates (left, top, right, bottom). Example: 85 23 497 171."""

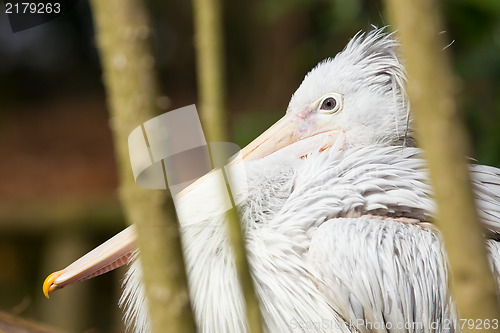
43 28 500 332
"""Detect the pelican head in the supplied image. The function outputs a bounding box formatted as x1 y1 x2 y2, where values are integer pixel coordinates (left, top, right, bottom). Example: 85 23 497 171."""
239 28 411 163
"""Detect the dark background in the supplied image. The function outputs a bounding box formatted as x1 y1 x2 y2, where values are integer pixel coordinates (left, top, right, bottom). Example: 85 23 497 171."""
0 0 499 331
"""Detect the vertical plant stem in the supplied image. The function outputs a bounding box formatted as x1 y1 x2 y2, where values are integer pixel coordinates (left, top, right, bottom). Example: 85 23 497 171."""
90 0 197 332
385 0 500 330
193 0 227 142
193 0 264 331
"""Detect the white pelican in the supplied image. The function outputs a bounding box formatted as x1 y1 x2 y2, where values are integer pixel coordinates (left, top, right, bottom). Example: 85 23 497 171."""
43 28 500 333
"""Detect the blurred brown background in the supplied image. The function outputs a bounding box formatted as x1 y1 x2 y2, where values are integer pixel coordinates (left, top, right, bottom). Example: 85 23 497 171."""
0 0 499 332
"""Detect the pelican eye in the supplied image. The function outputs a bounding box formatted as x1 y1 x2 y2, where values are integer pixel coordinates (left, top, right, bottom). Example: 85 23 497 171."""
321 97 336 110
318 94 342 113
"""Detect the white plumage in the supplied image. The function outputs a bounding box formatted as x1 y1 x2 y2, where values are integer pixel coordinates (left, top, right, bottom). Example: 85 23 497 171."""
120 142 500 332
44 28 500 333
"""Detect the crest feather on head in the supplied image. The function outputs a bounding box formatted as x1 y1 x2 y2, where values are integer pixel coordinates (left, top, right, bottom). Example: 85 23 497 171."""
289 27 412 147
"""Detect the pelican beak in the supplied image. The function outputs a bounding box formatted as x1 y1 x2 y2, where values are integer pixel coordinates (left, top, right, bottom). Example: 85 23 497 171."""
43 107 340 298
233 110 340 164
43 225 136 298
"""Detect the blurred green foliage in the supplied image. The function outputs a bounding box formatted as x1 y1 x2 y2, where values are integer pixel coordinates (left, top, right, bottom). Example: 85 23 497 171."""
445 0 500 166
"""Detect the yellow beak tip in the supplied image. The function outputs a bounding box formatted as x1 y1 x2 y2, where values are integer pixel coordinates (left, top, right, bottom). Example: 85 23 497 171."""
43 271 64 299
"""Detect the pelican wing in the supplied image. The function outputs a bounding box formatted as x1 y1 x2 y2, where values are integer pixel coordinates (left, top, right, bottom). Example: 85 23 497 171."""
306 217 455 333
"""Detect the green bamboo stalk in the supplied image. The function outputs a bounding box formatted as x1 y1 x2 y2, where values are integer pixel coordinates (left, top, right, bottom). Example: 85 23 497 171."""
384 0 500 330
89 1 197 332
192 0 264 332
193 0 227 142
